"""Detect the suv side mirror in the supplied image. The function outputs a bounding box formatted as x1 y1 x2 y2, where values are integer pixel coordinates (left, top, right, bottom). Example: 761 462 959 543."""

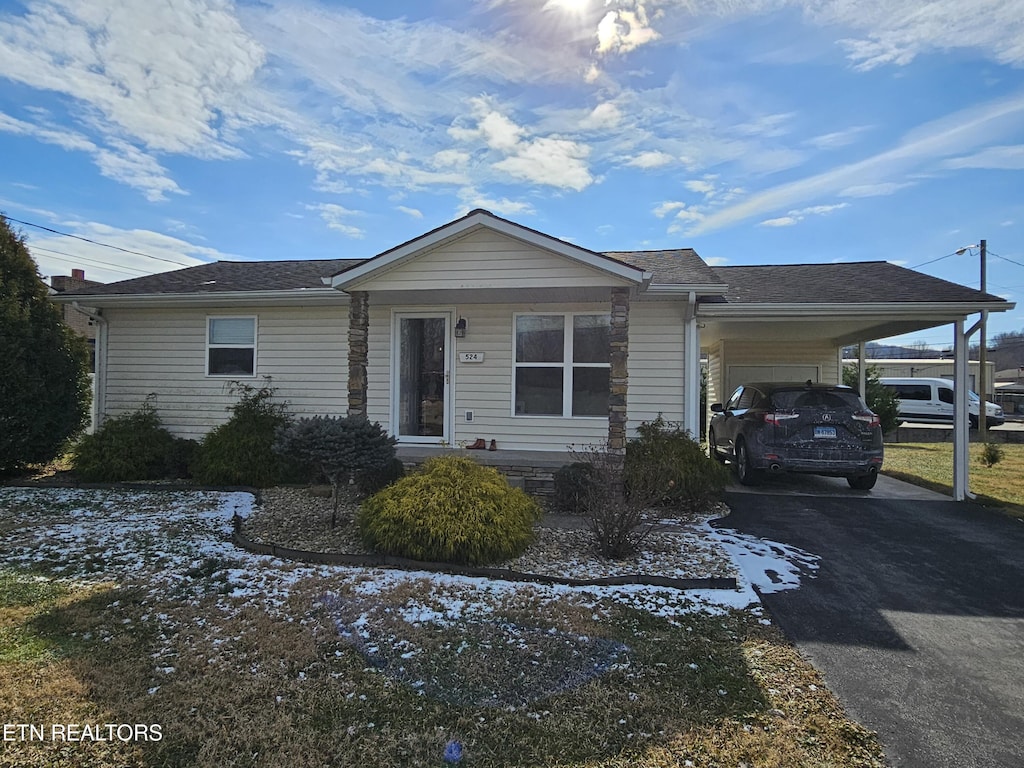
710 403 725 413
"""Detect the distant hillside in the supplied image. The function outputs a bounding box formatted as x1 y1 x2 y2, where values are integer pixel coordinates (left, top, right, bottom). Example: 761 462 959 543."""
841 342 945 359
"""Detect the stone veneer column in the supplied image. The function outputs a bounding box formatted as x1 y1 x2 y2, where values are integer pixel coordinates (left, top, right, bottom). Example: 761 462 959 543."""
347 291 369 418
608 287 630 453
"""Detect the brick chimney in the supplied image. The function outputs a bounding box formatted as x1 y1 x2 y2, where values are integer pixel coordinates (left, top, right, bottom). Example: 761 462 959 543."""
51 269 101 293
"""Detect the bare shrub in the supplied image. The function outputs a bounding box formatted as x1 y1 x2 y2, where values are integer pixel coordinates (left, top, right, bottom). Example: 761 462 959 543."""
568 443 669 560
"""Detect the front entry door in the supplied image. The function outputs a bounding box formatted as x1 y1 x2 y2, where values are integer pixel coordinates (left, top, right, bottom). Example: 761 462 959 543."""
393 312 450 443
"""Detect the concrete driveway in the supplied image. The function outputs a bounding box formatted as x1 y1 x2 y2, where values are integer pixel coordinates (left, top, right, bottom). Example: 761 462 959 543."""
717 482 1024 768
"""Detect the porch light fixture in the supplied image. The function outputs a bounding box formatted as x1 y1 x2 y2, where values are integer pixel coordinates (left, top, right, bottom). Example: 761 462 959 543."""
454 317 467 338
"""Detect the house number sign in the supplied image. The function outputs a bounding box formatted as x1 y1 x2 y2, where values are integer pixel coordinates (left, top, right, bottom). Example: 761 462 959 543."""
458 352 485 363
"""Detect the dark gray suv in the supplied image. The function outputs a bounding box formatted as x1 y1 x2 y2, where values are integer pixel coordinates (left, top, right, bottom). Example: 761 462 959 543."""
709 382 884 489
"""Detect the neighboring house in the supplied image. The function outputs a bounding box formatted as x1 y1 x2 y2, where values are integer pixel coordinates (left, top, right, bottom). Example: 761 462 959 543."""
53 210 1013 460
49 268 104 370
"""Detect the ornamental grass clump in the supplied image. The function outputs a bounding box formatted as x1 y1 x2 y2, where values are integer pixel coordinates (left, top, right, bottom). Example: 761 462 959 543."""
357 455 541 565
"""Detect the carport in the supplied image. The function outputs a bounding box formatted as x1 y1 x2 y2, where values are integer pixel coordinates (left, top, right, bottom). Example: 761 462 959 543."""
697 261 1014 500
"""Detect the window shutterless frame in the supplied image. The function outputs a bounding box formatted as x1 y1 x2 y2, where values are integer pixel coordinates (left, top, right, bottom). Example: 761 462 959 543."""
206 316 258 377
511 311 610 418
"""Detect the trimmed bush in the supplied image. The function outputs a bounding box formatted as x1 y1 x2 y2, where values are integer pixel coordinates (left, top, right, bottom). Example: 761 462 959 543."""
192 381 300 487
357 455 541 566
625 415 730 510
553 462 598 514
72 400 190 481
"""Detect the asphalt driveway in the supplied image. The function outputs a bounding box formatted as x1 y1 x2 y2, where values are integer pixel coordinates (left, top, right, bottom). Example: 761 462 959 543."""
717 486 1024 768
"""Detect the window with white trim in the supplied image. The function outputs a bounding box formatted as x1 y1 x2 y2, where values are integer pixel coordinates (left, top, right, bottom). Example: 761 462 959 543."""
207 316 257 377
514 313 610 417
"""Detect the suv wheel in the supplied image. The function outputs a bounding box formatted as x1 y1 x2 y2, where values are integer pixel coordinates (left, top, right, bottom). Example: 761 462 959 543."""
734 440 761 486
848 471 878 490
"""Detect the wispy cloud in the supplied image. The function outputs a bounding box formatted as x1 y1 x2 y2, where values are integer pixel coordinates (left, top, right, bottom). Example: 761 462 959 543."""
758 202 848 227
0 0 263 156
0 110 183 201
805 125 872 150
839 181 915 197
944 145 1024 170
689 91 1024 235
308 203 365 238
27 220 233 283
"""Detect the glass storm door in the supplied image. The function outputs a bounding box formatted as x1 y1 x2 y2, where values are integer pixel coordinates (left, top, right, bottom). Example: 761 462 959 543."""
394 313 449 442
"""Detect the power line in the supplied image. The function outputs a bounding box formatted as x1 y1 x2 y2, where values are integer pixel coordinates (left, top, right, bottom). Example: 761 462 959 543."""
4 215 195 268
908 250 959 269
990 250 1024 270
30 246 147 277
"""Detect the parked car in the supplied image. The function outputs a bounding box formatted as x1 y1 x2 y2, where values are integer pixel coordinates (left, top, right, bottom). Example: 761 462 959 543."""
878 377 1004 428
709 382 884 489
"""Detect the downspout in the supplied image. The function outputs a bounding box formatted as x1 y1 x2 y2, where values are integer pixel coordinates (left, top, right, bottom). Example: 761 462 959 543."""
683 291 701 438
72 302 106 432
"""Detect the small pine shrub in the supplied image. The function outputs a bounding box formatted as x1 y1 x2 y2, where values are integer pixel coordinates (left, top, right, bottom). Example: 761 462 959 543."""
72 400 185 481
357 455 541 565
192 381 300 487
273 415 398 526
355 457 406 497
625 415 730 510
553 462 598 514
981 442 1004 468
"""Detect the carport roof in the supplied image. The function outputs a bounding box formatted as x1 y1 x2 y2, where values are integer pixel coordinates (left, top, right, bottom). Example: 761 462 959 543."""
707 261 1006 305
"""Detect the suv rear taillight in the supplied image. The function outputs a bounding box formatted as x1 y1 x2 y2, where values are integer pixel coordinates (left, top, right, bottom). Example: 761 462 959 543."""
763 412 799 426
853 411 880 428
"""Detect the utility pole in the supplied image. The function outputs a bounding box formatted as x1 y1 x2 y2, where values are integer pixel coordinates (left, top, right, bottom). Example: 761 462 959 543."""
979 239 988 441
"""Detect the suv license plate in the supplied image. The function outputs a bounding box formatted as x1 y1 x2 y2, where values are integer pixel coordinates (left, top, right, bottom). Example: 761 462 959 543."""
814 426 837 439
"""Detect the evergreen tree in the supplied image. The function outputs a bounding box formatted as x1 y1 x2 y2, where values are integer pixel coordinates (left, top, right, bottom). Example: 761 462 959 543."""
0 215 90 473
843 363 900 434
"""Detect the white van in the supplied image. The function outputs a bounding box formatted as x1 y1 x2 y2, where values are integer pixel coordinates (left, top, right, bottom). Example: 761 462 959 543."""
879 377 1004 428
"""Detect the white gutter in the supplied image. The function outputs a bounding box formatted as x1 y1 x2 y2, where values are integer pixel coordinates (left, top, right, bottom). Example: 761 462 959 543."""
643 283 729 296
51 288 348 309
72 302 106 432
698 301 1015 317
683 291 701 438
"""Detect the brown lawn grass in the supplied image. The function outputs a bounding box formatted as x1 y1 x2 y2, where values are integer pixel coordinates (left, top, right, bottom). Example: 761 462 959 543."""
0 566 886 768
882 441 1024 517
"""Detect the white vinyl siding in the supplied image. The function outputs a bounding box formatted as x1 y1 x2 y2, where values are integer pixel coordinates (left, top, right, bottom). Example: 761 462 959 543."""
351 229 634 292
716 339 840 399
628 300 686 427
365 303 393 429
103 305 349 440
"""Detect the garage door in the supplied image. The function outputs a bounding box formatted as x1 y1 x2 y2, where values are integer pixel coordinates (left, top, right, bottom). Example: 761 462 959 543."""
727 365 819 396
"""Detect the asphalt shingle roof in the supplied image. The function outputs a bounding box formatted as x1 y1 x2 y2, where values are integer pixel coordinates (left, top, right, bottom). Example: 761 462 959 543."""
57 258 367 296
604 249 725 286
710 261 1007 305
55 252 1006 309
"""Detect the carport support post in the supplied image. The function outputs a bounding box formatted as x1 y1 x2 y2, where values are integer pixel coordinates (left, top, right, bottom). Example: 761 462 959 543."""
857 342 867 399
953 319 970 501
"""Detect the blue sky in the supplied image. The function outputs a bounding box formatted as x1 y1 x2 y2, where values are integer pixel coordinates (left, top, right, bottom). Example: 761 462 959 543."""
1 0 1022 348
